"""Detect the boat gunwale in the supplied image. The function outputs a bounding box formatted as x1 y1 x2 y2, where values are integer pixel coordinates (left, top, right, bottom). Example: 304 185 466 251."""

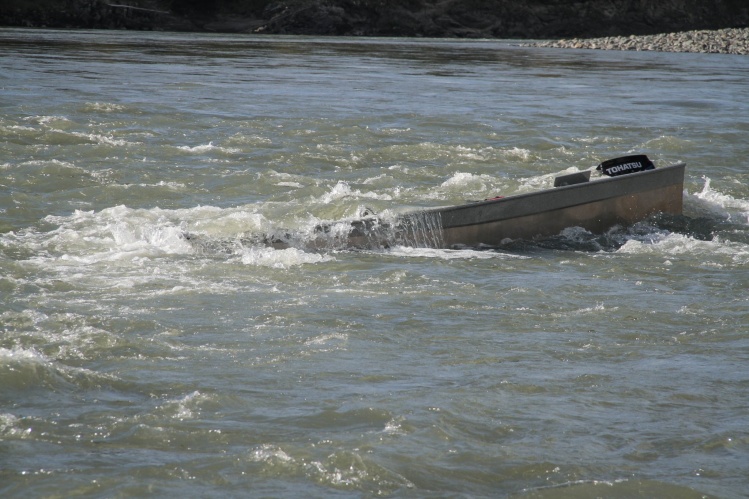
418 162 686 230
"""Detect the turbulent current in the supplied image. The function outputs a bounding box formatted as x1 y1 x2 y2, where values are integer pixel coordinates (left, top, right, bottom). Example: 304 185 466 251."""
1 28 748 498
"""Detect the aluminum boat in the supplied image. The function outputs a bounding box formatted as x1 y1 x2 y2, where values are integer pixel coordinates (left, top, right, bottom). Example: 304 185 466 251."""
296 156 686 250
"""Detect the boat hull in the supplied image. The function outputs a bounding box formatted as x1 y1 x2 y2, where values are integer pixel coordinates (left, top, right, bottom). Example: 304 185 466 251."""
249 162 686 251
428 163 685 248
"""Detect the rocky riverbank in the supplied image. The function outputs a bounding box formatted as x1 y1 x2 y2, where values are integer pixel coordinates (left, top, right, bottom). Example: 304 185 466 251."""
527 27 749 55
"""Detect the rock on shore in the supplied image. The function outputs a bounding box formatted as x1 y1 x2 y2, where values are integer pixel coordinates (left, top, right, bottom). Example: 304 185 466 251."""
529 27 749 55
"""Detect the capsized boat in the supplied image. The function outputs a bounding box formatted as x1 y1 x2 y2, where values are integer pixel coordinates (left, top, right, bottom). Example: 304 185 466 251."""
185 155 685 252
259 155 686 251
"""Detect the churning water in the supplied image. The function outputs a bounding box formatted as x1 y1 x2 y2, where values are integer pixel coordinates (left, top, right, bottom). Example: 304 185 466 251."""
1 28 748 498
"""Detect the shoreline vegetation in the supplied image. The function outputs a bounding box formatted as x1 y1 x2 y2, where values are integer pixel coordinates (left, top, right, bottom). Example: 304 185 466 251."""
1 0 747 54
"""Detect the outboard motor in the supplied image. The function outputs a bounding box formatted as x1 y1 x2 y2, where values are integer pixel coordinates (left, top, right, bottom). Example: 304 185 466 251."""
597 154 655 177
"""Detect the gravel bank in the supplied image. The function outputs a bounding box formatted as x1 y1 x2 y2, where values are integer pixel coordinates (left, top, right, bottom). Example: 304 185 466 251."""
528 27 749 55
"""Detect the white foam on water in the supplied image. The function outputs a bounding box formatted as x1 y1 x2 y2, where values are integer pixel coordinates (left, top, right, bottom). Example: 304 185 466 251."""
361 173 393 185
175 141 241 155
383 417 406 435
440 172 492 189
225 133 273 146
318 181 393 204
617 231 749 266
3 202 342 302
378 127 411 135
0 308 50 329
386 246 528 260
420 171 507 201
249 444 294 463
24 158 78 168
557 225 595 241
157 391 209 421
452 145 494 161
641 135 694 150
247 444 413 492
82 102 127 112
111 224 174 253
303 333 348 353
547 177 749 262
0 413 35 439
501 146 532 161
68 131 136 147
687 176 749 224
51 206 192 264
23 115 71 126
181 207 270 237
112 180 187 191
0 346 116 385
60 326 118 359
3 158 102 200
237 246 334 268
3 124 37 133
552 303 609 318
519 166 589 192
0 346 48 364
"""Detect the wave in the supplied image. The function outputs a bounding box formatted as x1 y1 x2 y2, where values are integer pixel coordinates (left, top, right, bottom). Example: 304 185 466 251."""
497 215 749 267
318 181 394 204
3 170 747 271
237 246 334 268
687 176 749 224
1 202 343 271
1 206 199 295
0 346 117 391
247 441 414 494
617 230 749 266
81 102 127 113
494 174 749 259
175 141 242 155
521 477 712 498
386 246 529 260
3 115 138 147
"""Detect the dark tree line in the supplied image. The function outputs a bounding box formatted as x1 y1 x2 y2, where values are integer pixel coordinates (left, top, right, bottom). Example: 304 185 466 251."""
167 0 273 17
2 0 748 38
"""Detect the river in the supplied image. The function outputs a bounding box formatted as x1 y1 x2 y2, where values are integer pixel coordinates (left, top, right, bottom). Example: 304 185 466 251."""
1 28 748 498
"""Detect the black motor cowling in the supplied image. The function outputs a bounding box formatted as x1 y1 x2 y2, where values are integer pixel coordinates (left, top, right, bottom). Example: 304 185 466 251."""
596 154 655 177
